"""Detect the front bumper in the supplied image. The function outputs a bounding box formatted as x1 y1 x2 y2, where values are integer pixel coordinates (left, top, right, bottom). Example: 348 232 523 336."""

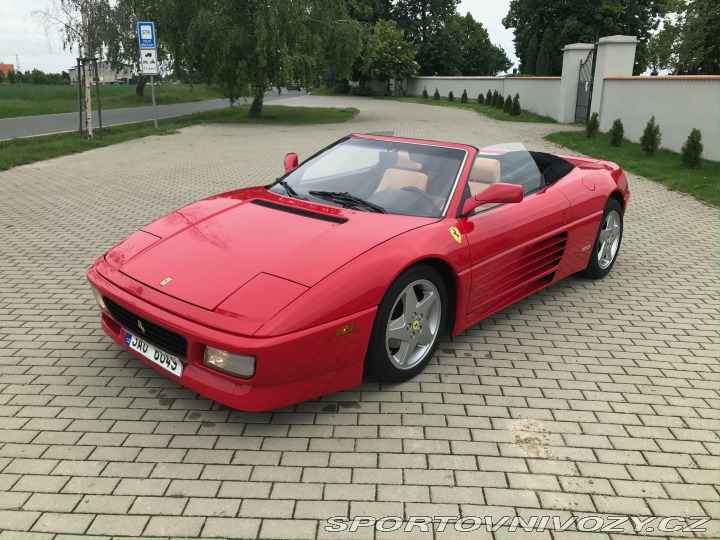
87 264 374 411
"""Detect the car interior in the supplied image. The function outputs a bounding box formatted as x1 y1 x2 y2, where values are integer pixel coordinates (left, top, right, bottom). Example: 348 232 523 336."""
273 139 576 218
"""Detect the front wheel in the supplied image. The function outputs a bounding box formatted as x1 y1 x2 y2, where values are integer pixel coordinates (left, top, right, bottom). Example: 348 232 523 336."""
366 265 447 383
581 198 623 279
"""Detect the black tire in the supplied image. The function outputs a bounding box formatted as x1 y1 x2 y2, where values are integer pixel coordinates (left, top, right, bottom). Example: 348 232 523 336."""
366 264 447 382
581 198 623 279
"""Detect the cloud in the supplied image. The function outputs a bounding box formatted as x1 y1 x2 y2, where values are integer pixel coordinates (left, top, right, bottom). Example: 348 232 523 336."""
0 0 76 72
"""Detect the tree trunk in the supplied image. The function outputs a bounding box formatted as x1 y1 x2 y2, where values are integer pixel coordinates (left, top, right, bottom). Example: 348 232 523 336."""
80 0 93 139
249 91 264 118
136 76 147 97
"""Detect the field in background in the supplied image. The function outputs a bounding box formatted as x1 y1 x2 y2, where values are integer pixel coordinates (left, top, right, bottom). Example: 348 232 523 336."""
0 84 225 119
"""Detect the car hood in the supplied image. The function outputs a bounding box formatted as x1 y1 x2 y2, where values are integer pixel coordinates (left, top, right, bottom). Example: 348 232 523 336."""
116 188 434 311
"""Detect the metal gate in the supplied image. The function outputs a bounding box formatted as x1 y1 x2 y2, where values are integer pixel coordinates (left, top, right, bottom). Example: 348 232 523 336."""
574 47 597 123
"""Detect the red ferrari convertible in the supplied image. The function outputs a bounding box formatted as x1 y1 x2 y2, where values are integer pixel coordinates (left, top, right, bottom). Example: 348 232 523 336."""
87 134 629 411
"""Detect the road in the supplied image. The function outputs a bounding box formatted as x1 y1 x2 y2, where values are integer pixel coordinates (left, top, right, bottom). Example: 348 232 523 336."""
0 89 302 140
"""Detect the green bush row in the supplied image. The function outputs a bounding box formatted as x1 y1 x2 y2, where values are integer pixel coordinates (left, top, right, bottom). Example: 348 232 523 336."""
422 87 522 116
586 113 704 169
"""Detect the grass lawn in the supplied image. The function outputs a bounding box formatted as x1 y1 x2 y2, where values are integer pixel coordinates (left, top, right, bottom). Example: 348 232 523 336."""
389 96 557 123
546 131 719 206
0 83 225 119
0 104 359 171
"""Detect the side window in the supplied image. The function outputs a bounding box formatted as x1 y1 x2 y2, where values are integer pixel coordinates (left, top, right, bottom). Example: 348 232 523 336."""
465 157 503 216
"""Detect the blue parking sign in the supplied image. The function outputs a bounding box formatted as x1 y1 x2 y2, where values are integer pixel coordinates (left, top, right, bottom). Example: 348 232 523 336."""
137 21 156 49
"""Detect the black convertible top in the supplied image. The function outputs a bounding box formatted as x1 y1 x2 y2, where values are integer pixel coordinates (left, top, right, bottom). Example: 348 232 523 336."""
530 151 575 184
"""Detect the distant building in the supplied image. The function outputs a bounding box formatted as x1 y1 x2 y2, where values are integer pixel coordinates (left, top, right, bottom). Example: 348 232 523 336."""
68 62 133 84
0 64 15 76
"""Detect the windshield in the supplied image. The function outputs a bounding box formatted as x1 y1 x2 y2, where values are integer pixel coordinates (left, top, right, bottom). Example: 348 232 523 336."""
470 142 543 195
268 137 467 218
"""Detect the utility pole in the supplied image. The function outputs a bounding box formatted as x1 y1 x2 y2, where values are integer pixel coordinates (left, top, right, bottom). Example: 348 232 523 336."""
80 0 93 139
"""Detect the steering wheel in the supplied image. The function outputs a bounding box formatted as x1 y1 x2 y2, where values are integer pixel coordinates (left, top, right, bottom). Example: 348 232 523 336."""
399 186 440 213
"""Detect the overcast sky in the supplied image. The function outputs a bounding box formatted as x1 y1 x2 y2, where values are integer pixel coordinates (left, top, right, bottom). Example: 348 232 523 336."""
0 0 518 74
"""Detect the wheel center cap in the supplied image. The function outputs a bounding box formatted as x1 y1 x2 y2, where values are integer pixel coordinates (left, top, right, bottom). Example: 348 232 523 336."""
412 319 420 331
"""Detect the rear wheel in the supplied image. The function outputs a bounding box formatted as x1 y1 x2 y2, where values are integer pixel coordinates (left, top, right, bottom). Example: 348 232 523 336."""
581 198 623 279
366 265 447 382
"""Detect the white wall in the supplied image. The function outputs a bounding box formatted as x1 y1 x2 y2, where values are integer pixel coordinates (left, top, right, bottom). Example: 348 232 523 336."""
406 76 561 120
598 76 720 161
403 70 720 162
504 78 561 119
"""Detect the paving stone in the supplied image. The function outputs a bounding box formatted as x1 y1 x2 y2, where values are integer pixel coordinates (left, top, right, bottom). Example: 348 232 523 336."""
0 95 717 540
31 512 93 534
143 515 204 537
259 519 317 539
201 517 261 538
87 515 149 536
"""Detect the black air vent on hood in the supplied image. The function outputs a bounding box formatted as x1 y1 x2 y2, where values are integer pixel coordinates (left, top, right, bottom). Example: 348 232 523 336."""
251 199 348 224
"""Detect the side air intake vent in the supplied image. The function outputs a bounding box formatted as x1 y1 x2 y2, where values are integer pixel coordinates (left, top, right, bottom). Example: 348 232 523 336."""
471 232 567 310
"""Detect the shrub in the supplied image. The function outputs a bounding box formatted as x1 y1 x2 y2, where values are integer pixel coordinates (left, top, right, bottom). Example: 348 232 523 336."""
448 90 455 102
486 89 492 104
640 116 662 155
511 93 521 116
609 119 624 147
496 92 505 109
422 87 428 99
503 95 512 113
460 89 468 103
433 88 440 100
586 112 599 138
478 93 485 105
681 128 704 168
493 90 500 106
350 85 374 96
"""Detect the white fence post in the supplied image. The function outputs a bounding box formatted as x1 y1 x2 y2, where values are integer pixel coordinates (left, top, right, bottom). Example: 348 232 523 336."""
590 35 638 118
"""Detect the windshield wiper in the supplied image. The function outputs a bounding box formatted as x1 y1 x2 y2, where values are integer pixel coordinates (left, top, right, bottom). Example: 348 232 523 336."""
273 177 303 199
308 190 386 213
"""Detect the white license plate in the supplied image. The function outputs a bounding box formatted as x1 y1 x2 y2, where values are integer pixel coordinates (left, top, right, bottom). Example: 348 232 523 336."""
124 331 183 377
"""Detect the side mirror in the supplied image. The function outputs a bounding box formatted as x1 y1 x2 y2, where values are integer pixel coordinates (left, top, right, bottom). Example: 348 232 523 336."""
461 182 523 216
284 152 299 173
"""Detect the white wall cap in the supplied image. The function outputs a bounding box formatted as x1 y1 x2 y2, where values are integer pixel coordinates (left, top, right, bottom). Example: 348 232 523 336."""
597 35 639 44
562 43 595 51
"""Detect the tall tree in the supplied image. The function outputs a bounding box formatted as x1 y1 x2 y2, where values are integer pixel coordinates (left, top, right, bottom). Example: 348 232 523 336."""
647 0 718 74
393 0 460 75
675 0 719 73
439 13 511 76
535 29 556 75
362 20 419 86
156 0 362 117
503 0 663 74
524 34 538 75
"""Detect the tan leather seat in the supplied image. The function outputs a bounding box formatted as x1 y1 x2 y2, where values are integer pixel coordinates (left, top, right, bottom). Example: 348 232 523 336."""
468 157 501 196
397 150 422 171
375 168 428 193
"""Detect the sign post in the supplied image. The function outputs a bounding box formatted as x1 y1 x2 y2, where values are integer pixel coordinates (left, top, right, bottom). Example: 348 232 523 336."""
137 22 158 128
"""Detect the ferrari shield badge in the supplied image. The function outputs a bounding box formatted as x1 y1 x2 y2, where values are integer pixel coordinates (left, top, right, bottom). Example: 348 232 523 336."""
159 277 173 286
449 227 462 244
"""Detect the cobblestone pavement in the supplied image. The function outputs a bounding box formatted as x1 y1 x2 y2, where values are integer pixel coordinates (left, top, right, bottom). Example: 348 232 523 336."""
1 95 718 539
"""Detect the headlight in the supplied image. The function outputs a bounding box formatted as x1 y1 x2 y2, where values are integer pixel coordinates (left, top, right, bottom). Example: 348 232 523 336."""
91 286 107 311
204 347 255 378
